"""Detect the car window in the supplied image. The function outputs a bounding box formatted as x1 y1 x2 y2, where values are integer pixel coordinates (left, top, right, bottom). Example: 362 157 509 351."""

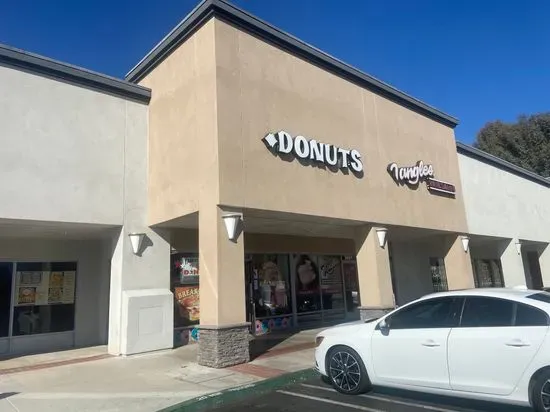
461 297 514 327
386 297 458 329
515 303 549 327
527 292 550 304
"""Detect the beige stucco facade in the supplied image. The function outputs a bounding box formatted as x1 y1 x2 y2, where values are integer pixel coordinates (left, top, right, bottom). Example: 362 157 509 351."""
138 14 474 367
143 18 468 233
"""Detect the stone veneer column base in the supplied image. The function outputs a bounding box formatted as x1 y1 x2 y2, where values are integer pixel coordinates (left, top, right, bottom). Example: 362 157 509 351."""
359 307 393 322
198 323 250 368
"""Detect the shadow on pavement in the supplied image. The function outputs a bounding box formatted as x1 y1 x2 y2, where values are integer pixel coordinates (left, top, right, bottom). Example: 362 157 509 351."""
249 331 299 360
0 392 18 400
249 321 345 360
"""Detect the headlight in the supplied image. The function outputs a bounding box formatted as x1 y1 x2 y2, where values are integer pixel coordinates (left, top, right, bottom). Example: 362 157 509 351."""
315 336 325 347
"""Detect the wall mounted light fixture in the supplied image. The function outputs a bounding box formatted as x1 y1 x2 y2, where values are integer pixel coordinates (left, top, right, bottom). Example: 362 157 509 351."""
222 213 243 241
375 228 388 249
128 233 146 255
461 236 470 253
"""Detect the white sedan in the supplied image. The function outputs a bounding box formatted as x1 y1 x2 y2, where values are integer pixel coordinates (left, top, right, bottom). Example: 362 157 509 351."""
314 288 550 411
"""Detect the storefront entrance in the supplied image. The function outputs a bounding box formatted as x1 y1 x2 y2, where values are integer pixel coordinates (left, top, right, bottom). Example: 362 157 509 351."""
244 254 360 336
170 250 361 346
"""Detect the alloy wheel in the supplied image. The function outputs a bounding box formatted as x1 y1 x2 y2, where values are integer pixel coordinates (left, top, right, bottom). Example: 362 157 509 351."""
541 380 550 411
329 350 361 392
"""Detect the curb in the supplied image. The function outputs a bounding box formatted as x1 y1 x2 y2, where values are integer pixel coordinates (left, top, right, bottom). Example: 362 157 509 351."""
158 368 318 412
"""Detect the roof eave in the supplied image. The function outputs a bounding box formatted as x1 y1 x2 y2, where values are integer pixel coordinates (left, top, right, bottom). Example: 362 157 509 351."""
125 0 458 128
0 43 151 104
457 141 550 188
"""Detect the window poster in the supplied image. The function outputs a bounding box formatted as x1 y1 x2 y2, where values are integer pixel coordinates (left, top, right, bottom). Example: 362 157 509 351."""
15 270 76 306
172 253 199 285
319 256 343 294
174 286 200 326
318 255 344 310
48 271 76 304
342 260 358 292
248 255 291 318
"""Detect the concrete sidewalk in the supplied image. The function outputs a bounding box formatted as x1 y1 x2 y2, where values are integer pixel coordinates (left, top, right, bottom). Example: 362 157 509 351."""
0 328 319 412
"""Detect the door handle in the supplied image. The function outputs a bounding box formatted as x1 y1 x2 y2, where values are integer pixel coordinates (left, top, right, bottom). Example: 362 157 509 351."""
505 339 530 347
421 340 441 347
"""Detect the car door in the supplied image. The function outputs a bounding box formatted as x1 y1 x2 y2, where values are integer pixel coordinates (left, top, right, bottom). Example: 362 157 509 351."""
448 296 549 395
370 296 461 389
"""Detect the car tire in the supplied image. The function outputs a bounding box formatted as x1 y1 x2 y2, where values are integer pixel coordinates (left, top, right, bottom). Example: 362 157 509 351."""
321 375 331 385
531 369 550 412
326 345 371 395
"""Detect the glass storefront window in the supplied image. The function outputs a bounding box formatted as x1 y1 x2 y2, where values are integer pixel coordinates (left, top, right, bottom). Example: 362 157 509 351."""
342 257 360 312
473 259 504 288
171 253 200 328
11 262 76 336
294 254 321 313
318 255 345 311
0 263 13 338
429 257 448 292
249 254 292 318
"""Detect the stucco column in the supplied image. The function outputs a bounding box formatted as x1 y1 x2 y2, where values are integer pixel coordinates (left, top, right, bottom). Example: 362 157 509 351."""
444 235 475 290
354 226 394 321
540 244 550 287
499 239 527 287
108 228 172 356
108 102 173 356
198 204 249 368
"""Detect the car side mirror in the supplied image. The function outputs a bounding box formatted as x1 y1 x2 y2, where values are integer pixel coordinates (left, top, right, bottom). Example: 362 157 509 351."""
378 319 389 332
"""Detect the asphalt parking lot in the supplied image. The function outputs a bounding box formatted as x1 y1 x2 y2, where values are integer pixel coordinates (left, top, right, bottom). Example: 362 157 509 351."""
209 376 532 412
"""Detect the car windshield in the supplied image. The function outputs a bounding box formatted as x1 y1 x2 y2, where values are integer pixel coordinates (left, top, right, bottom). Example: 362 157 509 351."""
527 292 550 304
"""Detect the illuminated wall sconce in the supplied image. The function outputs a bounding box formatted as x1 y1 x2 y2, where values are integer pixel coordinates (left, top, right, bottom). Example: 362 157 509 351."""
222 213 243 241
128 232 146 255
461 236 470 253
375 227 388 249
515 240 522 255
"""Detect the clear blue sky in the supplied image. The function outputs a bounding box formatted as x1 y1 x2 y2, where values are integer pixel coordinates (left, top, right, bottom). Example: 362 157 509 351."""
1 0 548 143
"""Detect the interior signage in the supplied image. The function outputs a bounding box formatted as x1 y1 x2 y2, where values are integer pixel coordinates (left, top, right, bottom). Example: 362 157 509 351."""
263 131 363 174
387 160 456 196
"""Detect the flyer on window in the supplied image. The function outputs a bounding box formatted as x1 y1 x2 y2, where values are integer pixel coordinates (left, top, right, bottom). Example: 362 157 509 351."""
174 286 200 324
14 271 76 306
15 271 50 305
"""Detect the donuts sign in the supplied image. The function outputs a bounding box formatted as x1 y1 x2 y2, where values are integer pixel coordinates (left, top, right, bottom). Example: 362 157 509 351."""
263 130 363 175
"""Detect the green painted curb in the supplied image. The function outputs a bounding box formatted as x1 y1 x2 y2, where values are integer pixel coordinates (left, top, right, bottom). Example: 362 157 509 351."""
158 368 318 412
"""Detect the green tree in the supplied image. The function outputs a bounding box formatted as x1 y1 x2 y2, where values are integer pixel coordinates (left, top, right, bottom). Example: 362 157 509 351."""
474 113 550 178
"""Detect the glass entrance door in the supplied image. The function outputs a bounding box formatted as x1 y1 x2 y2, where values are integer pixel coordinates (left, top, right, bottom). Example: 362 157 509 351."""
0 263 14 354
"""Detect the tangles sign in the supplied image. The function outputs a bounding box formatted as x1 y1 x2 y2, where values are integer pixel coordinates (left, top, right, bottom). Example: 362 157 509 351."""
263 131 363 174
388 161 434 185
387 160 456 196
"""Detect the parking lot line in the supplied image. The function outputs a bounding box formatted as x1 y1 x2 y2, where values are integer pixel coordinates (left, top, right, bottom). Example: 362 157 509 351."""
276 390 385 411
300 384 464 412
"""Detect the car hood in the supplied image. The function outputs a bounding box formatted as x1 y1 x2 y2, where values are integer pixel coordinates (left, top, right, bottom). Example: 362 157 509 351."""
317 319 376 337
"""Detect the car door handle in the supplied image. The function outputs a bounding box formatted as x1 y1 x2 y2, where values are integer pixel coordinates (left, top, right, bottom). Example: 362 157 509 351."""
505 339 530 347
421 340 441 347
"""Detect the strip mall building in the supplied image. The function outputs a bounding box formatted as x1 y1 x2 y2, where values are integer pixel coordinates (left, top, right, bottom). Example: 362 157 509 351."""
1 0 549 367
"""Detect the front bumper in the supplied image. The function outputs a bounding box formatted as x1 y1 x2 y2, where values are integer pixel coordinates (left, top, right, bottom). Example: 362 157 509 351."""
314 343 330 376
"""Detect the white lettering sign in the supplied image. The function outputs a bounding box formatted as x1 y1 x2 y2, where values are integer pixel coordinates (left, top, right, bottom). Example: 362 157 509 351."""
387 161 434 185
263 131 363 174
